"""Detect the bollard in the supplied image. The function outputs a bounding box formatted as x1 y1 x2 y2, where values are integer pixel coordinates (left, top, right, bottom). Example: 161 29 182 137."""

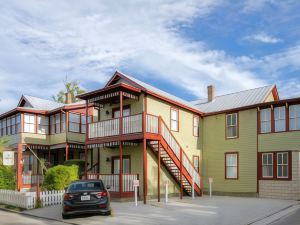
209 177 213 197
165 180 169 203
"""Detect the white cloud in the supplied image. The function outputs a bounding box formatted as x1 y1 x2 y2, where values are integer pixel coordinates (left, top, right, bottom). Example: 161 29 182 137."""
242 0 276 12
243 32 283 44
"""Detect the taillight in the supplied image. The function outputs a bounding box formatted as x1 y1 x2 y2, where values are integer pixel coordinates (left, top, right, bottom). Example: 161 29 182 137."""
96 191 108 198
64 193 74 200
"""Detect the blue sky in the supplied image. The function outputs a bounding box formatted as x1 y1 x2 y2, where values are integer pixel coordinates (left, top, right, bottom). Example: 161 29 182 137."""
0 0 300 113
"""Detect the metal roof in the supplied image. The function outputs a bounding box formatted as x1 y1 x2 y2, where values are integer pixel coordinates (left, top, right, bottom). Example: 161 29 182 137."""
191 85 275 113
116 71 201 112
21 95 65 111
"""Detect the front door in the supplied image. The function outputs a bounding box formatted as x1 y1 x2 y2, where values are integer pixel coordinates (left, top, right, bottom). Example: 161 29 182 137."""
113 106 130 118
112 156 130 174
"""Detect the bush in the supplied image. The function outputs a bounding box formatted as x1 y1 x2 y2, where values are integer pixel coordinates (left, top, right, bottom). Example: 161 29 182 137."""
42 165 78 190
0 165 15 190
64 159 85 178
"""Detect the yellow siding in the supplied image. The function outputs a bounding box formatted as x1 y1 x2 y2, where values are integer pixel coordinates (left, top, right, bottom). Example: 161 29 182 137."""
258 131 300 152
264 92 275 102
202 109 257 193
67 132 85 143
146 95 201 163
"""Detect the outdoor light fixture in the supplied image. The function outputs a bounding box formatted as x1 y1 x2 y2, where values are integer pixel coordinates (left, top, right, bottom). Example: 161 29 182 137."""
106 157 110 162
105 110 110 115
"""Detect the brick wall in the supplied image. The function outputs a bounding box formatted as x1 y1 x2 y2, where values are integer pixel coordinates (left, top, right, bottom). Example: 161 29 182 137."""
259 151 300 200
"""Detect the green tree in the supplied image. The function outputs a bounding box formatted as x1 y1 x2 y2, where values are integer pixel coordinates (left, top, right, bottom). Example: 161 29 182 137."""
52 77 85 103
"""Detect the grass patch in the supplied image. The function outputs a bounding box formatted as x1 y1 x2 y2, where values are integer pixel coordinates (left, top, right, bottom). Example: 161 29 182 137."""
0 204 24 212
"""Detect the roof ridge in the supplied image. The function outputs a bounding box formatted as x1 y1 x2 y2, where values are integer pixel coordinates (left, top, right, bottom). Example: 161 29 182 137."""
192 84 275 104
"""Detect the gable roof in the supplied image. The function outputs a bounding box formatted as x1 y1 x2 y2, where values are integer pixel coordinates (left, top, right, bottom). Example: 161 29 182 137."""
18 95 65 111
105 71 203 114
191 85 278 113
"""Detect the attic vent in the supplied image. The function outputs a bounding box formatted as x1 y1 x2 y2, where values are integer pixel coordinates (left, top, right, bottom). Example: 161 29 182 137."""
207 85 215 102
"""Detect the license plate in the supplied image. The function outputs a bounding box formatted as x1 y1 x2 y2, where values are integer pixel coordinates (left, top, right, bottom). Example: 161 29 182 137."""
81 195 90 201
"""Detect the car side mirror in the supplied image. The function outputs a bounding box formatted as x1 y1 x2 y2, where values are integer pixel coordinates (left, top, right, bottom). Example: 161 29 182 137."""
106 185 111 190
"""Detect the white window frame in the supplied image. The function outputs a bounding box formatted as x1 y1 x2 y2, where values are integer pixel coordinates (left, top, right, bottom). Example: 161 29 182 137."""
260 108 271 133
277 152 289 178
170 108 179 132
225 153 238 179
69 113 80 133
274 106 286 132
226 113 238 138
24 114 36 133
38 116 49 134
193 115 199 137
262 153 273 178
289 104 300 131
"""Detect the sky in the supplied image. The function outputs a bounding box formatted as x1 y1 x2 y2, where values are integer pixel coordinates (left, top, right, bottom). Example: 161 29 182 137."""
0 0 300 113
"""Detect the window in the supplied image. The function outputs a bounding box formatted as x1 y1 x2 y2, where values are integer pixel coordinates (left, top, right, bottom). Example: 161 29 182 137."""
11 116 16 135
55 114 60 133
193 116 199 137
260 108 271 133
24 114 35 133
7 117 11 135
274 106 286 132
225 153 238 179
50 115 55 134
277 152 288 178
193 156 200 172
38 116 49 134
112 156 130 174
226 113 238 138
16 114 21 133
262 153 273 178
0 120 2 137
289 104 300 130
81 115 92 134
2 119 6 136
170 108 179 132
61 113 66 132
69 113 80 132
112 106 130 118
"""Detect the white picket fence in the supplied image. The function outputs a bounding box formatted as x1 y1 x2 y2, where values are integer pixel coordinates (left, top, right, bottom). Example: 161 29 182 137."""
0 189 64 209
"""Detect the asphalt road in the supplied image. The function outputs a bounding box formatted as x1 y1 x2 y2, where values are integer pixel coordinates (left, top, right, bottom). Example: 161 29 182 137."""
271 208 300 225
0 210 66 225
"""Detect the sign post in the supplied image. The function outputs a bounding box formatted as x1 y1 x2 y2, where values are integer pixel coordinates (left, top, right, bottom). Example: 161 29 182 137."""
209 177 213 197
133 180 139 207
3 151 14 166
164 180 169 203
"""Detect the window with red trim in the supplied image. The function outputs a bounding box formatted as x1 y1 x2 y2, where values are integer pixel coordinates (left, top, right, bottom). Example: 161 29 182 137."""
225 153 238 179
193 115 199 137
170 108 179 132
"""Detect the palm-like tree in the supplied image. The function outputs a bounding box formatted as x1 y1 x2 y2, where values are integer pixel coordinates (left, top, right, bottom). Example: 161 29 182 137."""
52 77 85 103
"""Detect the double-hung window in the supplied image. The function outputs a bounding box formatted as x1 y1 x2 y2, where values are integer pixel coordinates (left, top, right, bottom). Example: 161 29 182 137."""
0 120 2 137
277 152 288 178
16 114 21 133
7 117 11 135
69 113 80 133
24 114 35 133
262 153 273 178
225 153 238 179
11 116 16 135
193 116 199 137
226 113 238 138
289 104 300 130
170 108 179 132
260 108 271 133
55 114 60 133
274 106 286 132
2 119 6 136
50 115 55 134
38 116 49 134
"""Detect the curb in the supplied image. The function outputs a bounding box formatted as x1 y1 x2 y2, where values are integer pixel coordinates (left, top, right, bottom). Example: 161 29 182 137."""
0 207 79 225
246 203 300 225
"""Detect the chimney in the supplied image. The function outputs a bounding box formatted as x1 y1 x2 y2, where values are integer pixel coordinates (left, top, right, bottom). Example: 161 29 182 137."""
65 92 72 104
207 85 215 102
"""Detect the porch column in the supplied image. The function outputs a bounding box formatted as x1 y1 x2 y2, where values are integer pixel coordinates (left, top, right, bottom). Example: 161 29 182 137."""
157 140 161 202
65 143 69 161
97 148 100 173
17 143 23 191
84 100 88 178
143 138 147 204
119 91 123 197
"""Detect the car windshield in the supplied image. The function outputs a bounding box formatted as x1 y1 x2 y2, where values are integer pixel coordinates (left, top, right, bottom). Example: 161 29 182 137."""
68 181 104 192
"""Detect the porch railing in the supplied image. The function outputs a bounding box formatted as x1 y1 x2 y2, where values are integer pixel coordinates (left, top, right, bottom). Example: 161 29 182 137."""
85 173 138 192
23 174 44 185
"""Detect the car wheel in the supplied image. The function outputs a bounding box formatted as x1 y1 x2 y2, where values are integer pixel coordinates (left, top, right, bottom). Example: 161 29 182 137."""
62 214 71 219
105 211 111 216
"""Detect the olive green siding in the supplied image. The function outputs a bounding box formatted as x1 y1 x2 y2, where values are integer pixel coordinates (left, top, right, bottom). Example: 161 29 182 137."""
202 109 257 193
258 131 300 152
147 95 202 162
67 132 85 143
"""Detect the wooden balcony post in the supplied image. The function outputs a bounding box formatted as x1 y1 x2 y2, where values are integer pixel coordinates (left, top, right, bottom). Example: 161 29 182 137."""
119 91 123 197
180 148 183 199
84 100 88 178
65 143 69 161
143 138 147 204
17 143 23 191
157 140 161 202
120 91 123 135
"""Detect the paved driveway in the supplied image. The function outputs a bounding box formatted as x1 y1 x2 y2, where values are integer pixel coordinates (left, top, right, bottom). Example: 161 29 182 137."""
23 196 298 225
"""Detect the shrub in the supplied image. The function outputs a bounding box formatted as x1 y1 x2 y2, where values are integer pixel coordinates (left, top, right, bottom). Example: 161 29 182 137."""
64 159 85 178
0 165 15 190
42 165 78 191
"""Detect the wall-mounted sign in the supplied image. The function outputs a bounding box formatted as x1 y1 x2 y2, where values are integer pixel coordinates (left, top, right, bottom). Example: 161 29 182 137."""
3 151 14 166
133 179 139 187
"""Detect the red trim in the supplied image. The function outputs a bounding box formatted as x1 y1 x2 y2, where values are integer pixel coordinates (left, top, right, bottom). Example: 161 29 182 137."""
225 152 239 180
143 138 147 204
170 107 179 132
258 151 292 181
157 140 161 202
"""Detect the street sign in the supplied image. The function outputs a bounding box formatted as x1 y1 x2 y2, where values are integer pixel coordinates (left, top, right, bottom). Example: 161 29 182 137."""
164 180 169 186
209 177 213 183
133 179 139 187
3 151 14 166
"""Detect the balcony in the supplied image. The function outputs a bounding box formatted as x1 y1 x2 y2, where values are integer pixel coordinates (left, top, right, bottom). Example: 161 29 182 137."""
88 113 159 141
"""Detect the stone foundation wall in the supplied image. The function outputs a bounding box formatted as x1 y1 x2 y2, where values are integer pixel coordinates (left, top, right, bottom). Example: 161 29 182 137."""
259 151 300 200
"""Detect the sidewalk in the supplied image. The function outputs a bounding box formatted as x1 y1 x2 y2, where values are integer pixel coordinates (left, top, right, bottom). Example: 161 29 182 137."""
22 196 298 225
